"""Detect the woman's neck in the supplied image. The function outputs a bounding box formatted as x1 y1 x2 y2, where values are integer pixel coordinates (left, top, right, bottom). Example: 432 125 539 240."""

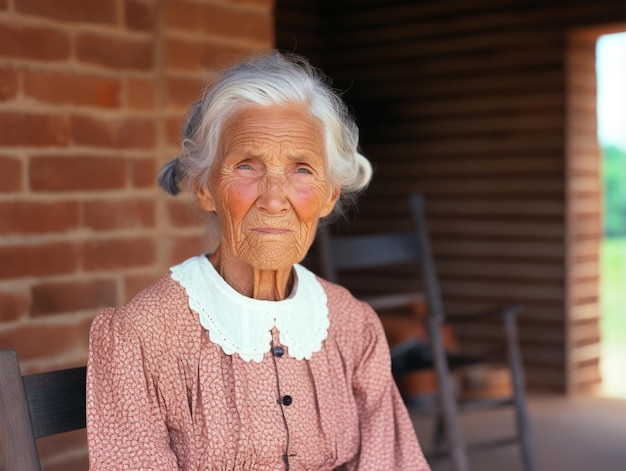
208 248 293 301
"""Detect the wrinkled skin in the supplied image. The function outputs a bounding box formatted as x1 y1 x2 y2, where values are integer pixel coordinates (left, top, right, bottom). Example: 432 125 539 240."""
195 103 340 301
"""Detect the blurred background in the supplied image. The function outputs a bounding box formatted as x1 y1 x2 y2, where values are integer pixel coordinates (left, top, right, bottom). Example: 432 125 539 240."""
0 0 624 469
597 32 626 399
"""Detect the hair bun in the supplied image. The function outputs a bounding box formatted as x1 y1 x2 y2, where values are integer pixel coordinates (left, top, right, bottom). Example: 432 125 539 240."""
157 158 182 195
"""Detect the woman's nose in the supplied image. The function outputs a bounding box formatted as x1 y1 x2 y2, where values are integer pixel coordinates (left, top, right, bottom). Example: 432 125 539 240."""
256 175 289 213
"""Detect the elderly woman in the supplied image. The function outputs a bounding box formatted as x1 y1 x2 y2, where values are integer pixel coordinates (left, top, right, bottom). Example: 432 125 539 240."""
87 52 430 470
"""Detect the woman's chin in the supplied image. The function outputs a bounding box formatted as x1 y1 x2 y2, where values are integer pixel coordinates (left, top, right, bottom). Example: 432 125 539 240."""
242 251 303 272
249 258 299 272
237 240 307 272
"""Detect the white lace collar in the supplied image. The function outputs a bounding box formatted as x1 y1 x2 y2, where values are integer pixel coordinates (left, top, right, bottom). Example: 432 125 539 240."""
169 255 329 363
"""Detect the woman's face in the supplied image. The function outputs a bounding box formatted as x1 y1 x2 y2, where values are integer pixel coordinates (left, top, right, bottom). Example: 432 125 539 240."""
195 103 340 271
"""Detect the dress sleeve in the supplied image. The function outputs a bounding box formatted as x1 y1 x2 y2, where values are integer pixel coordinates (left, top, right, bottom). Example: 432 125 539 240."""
87 307 179 470
350 304 431 471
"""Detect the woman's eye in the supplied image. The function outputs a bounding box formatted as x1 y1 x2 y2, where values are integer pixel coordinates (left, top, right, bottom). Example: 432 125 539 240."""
296 166 313 175
237 163 253 170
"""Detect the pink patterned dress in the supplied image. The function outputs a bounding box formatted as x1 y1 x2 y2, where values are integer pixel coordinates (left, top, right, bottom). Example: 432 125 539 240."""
87 256 430 470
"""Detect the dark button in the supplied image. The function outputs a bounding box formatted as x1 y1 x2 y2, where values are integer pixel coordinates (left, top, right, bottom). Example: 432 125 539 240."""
282 395 292 406
273 346 284 357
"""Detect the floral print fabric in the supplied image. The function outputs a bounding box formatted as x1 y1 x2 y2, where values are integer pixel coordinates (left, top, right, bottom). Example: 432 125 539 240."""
87 271 431 470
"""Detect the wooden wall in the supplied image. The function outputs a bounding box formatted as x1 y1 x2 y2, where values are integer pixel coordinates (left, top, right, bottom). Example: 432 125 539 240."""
276 0 626 393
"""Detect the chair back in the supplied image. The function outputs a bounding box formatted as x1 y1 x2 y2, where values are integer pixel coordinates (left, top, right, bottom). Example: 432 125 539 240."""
0 349 87 471
317 193 537 471
318 193 445 324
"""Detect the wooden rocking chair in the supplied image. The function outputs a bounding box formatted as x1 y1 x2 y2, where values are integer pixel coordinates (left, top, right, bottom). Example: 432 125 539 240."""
317 193 537 471
0 349 86 471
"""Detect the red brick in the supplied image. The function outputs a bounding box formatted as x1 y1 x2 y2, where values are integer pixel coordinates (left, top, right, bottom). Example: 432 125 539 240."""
76 33 153 71
0 112 70 146
0 67 18 101
38 430 87 469
0 200 79 235
25 356 88 375
23 70 121 108
70 115 155 149
0 289 30 321
167 200 189 227
167 200 204 228
167 235 206 265
16 0 116 24
118 118 156 148
42 450 89 471
164 38 202 71
228 0 273 7
165 116 183 147
164 0 202 32
124 271 159 302
31 278 117 316
0 242 78 279
0 316 91 361
29 155 127 192
84 199 155 230
127 77 156 110
166 76 203 109
201 4 273 44
0 23 70 61
0 156 22 192
82 237 156 271
125 0 155 32
164 38 246 71
131 157 156 188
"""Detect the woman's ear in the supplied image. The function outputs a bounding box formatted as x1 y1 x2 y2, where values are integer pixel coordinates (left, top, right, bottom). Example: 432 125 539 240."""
193 180 217 212
320 185 341 217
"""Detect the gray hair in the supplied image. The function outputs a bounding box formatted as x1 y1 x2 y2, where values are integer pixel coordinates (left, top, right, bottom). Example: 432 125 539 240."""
157 51 372 217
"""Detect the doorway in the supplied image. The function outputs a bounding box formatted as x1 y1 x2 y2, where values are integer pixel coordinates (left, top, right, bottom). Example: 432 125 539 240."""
597 31 626 398
566 26 626 396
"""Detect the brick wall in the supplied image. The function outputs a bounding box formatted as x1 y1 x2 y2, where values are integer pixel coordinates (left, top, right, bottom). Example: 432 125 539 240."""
0 0 273 469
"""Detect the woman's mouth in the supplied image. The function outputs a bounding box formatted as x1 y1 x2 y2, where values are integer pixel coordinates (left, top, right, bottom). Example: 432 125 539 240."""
253 227 289 234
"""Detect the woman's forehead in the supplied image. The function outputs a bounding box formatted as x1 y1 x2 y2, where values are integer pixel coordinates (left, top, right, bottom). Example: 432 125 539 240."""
222 103 325 152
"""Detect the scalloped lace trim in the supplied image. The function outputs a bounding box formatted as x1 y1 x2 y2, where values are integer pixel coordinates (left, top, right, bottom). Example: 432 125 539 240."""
169 255 329 363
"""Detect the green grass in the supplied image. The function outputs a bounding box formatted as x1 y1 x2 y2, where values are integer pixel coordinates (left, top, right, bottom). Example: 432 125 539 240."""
600 238 626 397
600 238 626 345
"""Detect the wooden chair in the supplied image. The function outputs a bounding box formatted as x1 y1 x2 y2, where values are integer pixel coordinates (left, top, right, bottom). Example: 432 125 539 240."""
317 193 537 471
0 349 86 471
